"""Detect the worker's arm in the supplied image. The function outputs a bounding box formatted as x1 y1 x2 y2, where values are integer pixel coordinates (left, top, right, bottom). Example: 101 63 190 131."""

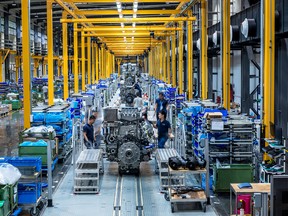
83 132 89 142
168 128 172 136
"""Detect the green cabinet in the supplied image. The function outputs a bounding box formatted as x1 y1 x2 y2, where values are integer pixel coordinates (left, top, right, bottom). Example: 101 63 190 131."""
213 164 253 192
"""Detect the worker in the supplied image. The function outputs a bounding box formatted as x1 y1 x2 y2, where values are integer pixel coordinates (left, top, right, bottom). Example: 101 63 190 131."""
134 79 142 96
154 92 169 120
133 92 143 109
154 110 172 148
42 85 48 100
83 115 96 149
92 110 103 149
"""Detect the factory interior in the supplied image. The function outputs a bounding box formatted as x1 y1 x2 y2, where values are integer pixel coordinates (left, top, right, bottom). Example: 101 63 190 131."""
0 0 287 215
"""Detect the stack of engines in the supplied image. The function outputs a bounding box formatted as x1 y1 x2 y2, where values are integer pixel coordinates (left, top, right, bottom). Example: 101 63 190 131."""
103 107 154 174
120 73 137 106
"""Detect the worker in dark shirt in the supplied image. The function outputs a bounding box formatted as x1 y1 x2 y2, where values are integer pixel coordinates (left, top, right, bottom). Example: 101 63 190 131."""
154 92 169 120
154 110 172 148
83 115 96 149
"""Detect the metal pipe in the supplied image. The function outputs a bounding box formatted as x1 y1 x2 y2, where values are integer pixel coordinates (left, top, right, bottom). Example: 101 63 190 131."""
187 10 193 100
171 34 176 87
166 36 171 84
87 37 91 85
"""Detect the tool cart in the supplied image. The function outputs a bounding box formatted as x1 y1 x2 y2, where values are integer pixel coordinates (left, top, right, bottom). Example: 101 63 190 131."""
167 166 208 213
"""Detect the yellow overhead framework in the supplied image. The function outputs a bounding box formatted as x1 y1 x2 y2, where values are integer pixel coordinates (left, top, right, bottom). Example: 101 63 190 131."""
22 0 31 129
77 10 180 16
60 17 196 23
82 32 175 37
47 0 54 106
200 0 208 100
263 0 275 138
222 0 230 109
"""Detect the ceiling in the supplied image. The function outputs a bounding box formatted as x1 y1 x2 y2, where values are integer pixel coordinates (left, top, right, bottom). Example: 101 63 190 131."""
0 0 195 56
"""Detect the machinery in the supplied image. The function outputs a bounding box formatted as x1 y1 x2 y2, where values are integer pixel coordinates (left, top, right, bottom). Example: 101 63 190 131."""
119 72 138 106
103 107 154 174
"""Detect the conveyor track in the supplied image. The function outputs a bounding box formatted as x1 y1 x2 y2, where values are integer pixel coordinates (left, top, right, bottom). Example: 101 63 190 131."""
113 174 144 216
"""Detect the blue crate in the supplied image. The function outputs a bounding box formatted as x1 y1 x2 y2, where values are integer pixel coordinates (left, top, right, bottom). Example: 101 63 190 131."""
18 183 41 204
4 157 42 172
32 112 45 122
45 111 68 123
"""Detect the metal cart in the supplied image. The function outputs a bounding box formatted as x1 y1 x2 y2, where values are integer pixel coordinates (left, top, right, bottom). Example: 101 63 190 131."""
167 166 208 213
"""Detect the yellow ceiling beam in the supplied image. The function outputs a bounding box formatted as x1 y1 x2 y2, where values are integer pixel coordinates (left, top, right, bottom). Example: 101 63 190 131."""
76 10 180 16
61 17 196 23
81 27 182 31
83 32 174 37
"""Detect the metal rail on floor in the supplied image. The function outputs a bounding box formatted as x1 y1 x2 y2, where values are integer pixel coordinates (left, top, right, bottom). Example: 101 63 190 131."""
113 174 144 216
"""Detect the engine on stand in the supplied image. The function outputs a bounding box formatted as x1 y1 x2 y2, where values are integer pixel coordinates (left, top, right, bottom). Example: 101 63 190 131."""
119 73 138 106
103 107 154 174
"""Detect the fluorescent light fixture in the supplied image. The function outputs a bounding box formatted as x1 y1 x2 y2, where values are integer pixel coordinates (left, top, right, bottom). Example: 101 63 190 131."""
119 14 123 18
133 8 137 13
132 36 134 40
116 2 121 6
117 4 121 9
133 14 137 18
132 23 136 28
133 2 138 7
122 31 125 33
117 8 122 13
121 23 124 28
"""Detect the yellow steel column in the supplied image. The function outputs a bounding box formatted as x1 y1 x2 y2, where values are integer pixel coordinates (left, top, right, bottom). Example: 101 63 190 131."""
171 34 176 87
222 0 230 109
22 0 31 128
87 37 91 84
112 55 115 73
163 42 167 82
263 0 275 138
187 10 193 100
166 36 171 84
81 32 86 91
106 50 110 78
148 52 152 76
73 23 79 93
95 44 99 81
178 22 184 94
62 11 68 100
47 0 54 105
201 0 208 100
101 45 104 79
91 42 95 84
159 44 163 80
